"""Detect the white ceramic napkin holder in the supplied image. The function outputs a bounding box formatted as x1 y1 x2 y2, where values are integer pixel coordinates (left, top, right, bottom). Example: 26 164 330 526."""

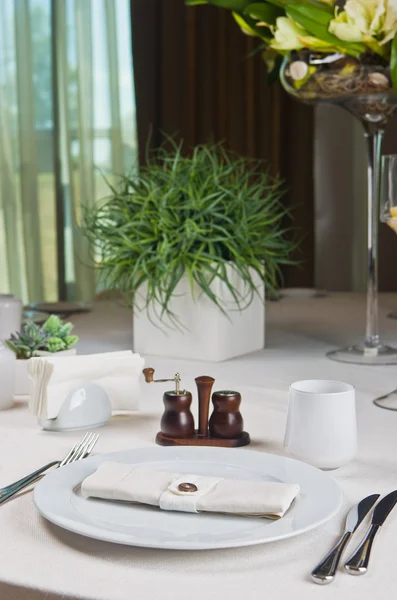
38 382 112 432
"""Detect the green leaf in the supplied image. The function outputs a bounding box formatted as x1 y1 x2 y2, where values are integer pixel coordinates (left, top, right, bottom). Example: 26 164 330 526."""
64 335 79 349
5 340 18 354
243 3 283 25
391 32 397 94
46 337 66 353
233 11 271 40
267 53 283 85
266 0 333 9
289 0 334 14
287 2 331 25
187 0 252 9
263 0 284 7
59 323 73 337
42 314 62 335
364 37 388 59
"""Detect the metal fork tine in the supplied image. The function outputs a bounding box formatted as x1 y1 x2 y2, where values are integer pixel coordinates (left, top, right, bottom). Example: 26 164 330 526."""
65 432 92 465
71 433 99 464
88 433 99 453
62 438 84 465
81 433 98 459
82 433 99 458
60 433 91 467
59 434 88 468
70 433 96 463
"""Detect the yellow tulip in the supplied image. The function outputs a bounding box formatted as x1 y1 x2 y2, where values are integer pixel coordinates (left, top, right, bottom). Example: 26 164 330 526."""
329 0 397 45
381 0 397 43
270 17 305 51
329 9 364 41
344 0 385 35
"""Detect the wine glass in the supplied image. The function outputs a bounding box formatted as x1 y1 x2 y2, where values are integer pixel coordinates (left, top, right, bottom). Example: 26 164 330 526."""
381 154 397 316
374 154 397 409
380 155 397 229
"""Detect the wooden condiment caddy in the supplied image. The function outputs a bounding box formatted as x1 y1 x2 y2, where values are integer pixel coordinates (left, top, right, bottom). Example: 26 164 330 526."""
143 368 250 447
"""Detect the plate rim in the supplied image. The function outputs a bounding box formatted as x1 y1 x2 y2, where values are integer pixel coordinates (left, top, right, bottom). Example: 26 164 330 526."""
34 446 343 550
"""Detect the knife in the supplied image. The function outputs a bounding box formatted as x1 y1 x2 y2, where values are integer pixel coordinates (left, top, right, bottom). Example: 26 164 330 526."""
345 490 397 575
311 494 380 585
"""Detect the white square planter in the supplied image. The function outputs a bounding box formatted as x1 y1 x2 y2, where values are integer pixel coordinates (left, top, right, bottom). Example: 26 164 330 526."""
14 348 77 397
133 268 265 362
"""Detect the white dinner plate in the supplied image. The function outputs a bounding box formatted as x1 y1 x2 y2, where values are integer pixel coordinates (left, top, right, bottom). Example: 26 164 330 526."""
34 446 342 550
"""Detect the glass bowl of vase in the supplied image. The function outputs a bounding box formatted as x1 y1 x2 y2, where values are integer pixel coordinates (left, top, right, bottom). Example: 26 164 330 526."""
280 51 396 127
281 50 397 365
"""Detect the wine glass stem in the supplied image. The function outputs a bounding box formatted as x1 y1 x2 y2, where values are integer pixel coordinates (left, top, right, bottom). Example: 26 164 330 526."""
364 127 383 349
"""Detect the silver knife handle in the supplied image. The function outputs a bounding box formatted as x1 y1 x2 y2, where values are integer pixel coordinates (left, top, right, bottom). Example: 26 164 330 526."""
311 531 351 584
345 523 381 575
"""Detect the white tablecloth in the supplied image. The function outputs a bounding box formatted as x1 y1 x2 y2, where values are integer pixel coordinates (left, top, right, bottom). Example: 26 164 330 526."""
2 292 397 600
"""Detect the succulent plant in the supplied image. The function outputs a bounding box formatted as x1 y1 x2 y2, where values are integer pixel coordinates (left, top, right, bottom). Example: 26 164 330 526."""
42 315 79 352
6 315 79 358
6 321 51 359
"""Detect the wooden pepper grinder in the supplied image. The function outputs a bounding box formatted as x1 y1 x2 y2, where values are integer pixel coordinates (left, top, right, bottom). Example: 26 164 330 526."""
195 376 215 437
143 368 194 439
209 391 244 439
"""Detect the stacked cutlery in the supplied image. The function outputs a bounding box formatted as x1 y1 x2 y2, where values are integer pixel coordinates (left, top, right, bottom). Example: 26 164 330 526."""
312 490 397 584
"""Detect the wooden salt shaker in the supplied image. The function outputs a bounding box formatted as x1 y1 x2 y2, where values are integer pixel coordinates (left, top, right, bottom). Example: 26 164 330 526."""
209 390 244 439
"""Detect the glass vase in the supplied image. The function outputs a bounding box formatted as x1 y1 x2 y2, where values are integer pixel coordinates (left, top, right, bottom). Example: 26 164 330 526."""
281 52 397 364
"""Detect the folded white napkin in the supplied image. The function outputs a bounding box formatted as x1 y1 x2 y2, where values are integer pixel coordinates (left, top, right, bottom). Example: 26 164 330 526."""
81 462 300 518
28 351 145 420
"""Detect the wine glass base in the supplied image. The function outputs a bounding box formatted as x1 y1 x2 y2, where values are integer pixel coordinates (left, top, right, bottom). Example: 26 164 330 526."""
327 344 397 365
373 389 397 410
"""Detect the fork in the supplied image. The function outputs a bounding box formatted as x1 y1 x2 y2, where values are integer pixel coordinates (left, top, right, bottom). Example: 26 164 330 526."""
0 432 99 505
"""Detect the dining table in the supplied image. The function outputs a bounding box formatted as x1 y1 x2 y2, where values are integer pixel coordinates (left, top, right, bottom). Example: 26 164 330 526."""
1 291 397 600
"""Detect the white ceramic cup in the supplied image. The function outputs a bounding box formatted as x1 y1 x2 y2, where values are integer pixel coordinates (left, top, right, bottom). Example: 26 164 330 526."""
284 380 357 470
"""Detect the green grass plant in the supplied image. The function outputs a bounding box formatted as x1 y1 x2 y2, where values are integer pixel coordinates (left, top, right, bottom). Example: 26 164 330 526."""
82 141 296 321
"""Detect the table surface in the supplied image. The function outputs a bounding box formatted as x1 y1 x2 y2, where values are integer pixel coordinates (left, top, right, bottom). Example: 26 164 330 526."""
2 292 397 600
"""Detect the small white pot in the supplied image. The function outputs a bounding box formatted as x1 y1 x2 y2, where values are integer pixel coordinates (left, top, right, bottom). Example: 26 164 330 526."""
133 267 265 362
14 348 77 397
0 294 22 342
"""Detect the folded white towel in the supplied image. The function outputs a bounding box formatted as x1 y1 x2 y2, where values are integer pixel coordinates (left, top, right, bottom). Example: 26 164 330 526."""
81 461 300 518
28 351 145 420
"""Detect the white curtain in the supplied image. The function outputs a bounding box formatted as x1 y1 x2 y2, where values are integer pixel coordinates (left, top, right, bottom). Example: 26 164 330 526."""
0 0 137 302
